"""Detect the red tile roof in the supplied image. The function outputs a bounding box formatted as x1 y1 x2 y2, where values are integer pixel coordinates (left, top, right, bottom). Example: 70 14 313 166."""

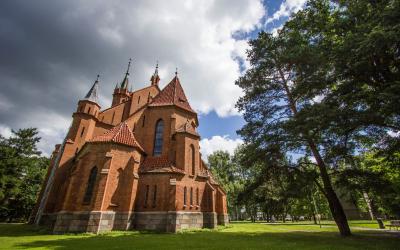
89 122 144 152
149 76 195 113
140 155 185 174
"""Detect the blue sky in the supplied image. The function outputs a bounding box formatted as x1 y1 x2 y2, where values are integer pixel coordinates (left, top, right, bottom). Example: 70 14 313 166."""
197 0 306 157
0 0 307 158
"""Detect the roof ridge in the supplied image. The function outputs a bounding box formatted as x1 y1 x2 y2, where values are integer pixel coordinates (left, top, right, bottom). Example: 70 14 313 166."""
110 122 125 142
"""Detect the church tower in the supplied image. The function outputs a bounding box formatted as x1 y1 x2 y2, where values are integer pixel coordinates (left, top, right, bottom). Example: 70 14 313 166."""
67 75 100 152
112 59 132 106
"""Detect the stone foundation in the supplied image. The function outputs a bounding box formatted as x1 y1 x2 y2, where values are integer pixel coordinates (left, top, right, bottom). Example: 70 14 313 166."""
134 211 219 232
217 214 229 226
40 211 227 233
48 211 116 234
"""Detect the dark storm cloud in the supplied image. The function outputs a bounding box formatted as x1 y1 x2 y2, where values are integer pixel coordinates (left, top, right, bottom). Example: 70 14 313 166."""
0 0 265 154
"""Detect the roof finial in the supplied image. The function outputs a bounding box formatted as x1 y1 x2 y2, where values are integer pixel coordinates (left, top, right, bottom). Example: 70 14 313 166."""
155 61 159 74
96 74 100 82
126 58 132 75
150 61 161 86
175 67 178 77
120 58 131 90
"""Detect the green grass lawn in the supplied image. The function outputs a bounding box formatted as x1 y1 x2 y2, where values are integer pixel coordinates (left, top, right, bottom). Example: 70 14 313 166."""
0 221 398 250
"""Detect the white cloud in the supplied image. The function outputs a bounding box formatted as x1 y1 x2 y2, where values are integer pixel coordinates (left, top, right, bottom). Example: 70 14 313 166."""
266 0 307 24
200 135 243 160
0 124 12 138
0 0 266 155
74 0 265 117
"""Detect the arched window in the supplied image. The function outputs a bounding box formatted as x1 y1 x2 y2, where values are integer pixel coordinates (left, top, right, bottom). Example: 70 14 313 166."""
190 145 195 175
152 185 157 208
142 115 146 127
153 119 164 156
184 186 187 206
83 167 97 204
144 185 149 208
111 112 115 124
88 107 91 114
138 96 141 104
196 188 199 205
190 187 193 206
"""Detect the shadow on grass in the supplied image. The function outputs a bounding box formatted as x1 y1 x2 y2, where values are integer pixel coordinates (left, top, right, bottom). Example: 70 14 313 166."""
0 223 51 237
6 225 399 250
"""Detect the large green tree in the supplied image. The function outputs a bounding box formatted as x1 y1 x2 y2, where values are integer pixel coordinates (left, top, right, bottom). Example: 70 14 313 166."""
208 150 245 220
0 128 49 222
236 0 399 236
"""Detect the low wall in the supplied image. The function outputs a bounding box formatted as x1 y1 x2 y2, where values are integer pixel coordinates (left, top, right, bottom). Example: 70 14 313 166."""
40 211 226 233
50 211 115 234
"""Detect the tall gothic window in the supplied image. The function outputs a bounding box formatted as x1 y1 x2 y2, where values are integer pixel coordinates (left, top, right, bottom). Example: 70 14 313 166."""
153 119 164 156
196 188 199 205
83 167 97 204
144 185 149 208
184 186 187 206
190 187 193 206
190 145 195 175
152 185 157 208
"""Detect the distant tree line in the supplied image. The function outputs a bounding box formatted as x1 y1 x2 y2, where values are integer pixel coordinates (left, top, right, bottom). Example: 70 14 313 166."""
0 128 49 222
210 0 400 237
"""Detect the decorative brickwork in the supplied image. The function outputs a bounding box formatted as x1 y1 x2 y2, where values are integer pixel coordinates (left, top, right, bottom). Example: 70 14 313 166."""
33 67 228 233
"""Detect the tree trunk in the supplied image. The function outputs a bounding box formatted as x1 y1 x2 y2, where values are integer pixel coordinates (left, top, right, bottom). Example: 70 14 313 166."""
363 192 378 220
278 68 351 236
307 140 351 236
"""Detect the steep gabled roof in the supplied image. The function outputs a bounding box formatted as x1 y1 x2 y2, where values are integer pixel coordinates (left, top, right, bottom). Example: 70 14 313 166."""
89 122 144 152
140 155 185 174
149 76 195 113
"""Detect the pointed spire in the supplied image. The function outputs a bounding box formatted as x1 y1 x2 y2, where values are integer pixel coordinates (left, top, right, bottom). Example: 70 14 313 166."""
84 75 100 103
150 61 160 86
120 58 132 90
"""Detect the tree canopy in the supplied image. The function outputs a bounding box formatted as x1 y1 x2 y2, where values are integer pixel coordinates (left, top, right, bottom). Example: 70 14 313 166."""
0 128 49 222
234 0 400 236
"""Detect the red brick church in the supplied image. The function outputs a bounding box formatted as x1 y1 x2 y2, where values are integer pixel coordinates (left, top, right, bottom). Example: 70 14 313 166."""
33 61 228 233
